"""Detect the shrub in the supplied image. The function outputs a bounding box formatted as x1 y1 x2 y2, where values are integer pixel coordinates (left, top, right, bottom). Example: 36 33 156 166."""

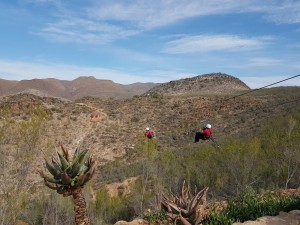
203 189 300 224
143 210 168 224
90 185 135 224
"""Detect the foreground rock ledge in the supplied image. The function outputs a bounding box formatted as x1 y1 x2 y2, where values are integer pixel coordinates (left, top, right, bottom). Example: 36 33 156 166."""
114 219 148 225
233 210 300 225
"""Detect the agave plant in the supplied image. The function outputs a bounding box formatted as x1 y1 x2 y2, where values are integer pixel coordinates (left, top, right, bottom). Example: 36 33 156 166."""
38 144 96 225
161 181 209 225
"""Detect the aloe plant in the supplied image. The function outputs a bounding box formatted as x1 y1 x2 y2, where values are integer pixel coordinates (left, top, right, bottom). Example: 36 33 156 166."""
38 144 96 225
161 180 209 225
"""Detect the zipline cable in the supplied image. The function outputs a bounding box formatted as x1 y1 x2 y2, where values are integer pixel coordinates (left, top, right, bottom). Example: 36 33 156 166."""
223 74 300 101
207 98 300 150
191 74 300 147
194 74 300 120
214 98 300 139
234 97 300 117
209 135 222 150
196 74 300 112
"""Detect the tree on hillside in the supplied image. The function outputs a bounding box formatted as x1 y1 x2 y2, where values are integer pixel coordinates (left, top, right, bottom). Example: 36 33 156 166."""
38 145 96 225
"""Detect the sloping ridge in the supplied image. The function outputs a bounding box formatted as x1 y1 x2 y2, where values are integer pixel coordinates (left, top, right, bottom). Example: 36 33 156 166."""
67 76 129 100
145 73 250 96
0 76 158 100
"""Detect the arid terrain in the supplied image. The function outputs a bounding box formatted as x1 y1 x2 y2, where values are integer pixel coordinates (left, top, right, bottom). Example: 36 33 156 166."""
1 73 300 224
1 73 299 179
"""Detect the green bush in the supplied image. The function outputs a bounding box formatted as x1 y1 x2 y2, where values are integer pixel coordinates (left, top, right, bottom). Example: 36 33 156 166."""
203 189 300 224
18 192 74 225
90 185 135 224
143 210 167 224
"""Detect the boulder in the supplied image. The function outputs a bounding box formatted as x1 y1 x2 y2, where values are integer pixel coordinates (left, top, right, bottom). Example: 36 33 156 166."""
114 218 148 225
14 220 29 225
232 210 300 225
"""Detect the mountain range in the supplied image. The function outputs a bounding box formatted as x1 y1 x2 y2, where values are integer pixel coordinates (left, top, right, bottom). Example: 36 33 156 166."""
0 76 158 100
0 73 250 100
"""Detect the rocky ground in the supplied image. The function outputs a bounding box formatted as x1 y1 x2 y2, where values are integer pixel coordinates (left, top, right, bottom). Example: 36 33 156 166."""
111 211 300 225
233 210 300 225
1 88 300 225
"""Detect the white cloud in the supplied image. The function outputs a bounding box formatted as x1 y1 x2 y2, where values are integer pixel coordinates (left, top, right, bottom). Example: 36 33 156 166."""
249 57 283 66
163 35 270 54
86 0 241 29
26 0 300 44
37 18 139 44
263 1 300 24
84 1 300 28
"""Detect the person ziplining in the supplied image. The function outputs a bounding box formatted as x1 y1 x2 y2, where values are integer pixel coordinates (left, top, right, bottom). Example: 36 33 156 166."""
144 127 155 139
194 124 213 143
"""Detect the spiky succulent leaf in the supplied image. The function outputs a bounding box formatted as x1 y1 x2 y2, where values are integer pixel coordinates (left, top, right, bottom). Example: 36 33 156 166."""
61 169 72 185
72 172 84 188
38 169 62 184
44 179 58 190
44 176 62 184
60 144 70 162
57 151 69 170
73 146 81 160
45 159 61 179
82 166 96 185
41 145 96 193
51 157 63 173
71 149 88 167
87 155 95 167
79 161 96 186
68 149 89 177
68 162 81 178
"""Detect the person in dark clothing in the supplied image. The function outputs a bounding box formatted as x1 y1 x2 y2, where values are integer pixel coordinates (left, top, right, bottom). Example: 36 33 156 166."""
194 124 212 143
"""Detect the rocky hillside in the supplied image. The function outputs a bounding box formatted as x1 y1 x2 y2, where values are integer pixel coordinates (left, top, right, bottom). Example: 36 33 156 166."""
1 85 299 168
0 87 298 208
1 73 299 170
145 73 250 96
1 69 300 225
0 76 158 100
0 73 250 100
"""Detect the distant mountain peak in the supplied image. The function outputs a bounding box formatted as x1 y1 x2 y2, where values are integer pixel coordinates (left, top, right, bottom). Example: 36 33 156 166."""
73 76 97 80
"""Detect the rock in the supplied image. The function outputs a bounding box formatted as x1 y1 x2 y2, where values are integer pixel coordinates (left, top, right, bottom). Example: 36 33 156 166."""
106 177 138 197
114 218 148 225
289 210 300 215
14 220 29 225
232 210 300 225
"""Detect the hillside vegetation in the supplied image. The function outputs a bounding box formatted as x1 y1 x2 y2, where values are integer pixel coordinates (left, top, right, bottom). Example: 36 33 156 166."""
144 73 250 96
0 74 300 225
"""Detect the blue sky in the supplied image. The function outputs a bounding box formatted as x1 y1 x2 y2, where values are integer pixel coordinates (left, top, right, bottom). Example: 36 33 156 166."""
0 0 300 88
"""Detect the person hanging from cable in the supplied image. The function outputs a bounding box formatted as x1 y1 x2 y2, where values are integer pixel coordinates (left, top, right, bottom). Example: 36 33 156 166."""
144 127 155 139
194 124 212 143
